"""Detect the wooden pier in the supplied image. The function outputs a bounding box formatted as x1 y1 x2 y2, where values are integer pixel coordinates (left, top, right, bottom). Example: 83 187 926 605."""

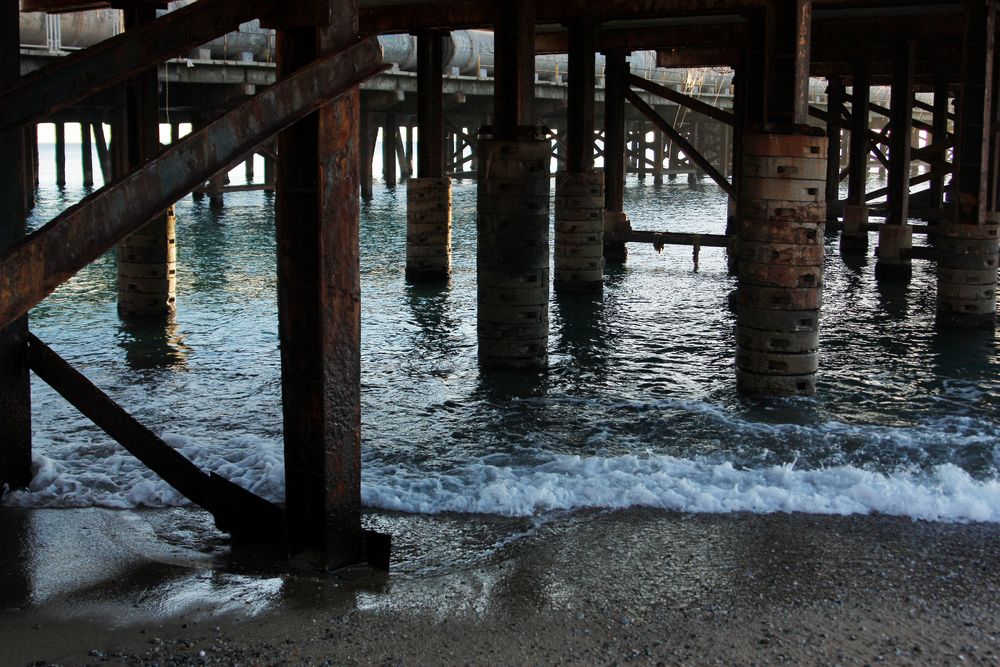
1 0 998 569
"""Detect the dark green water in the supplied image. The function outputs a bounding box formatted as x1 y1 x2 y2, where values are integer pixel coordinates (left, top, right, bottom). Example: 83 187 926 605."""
8 143 1000 522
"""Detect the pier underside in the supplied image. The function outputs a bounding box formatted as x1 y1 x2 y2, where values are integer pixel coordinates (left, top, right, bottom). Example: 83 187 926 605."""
1 0 998 569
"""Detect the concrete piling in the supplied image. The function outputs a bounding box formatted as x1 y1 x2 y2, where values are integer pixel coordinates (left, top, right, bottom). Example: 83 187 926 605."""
554 171 604 290
406 176 451 280
477 132 551 367
117 207 177 318
735 132 827 396
935 221 999 327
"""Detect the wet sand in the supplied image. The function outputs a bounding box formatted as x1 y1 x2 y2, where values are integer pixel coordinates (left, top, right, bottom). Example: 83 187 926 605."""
3 506 1000 666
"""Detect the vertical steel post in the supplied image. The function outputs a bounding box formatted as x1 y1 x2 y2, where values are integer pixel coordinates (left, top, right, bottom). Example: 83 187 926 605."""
54 122 66 187
477 0 550 367
382 113 397 186
937 0 998 327
603 49 628 262
81 122 94 187
825 77 844 220
407 31 450 282
275 1 367 568
0 0 31 491
736 0 825 397
360 112 373 199
555 20 603 291
876 41 916 282
927 74 949 212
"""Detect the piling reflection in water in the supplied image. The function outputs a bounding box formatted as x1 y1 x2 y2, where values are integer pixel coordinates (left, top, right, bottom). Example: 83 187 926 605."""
117 319 190 371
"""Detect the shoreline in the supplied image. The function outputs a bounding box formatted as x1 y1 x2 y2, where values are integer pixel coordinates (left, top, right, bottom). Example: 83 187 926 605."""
3 506 1000 665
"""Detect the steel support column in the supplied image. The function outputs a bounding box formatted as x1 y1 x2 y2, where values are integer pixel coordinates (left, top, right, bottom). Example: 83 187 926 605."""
81 122 94 187
382 113 397 186
360 112 373 199
843 58 870 254
927 74 949 212
937 0 998 327
407 31 450 282
555 20 603 292
603 50 628 262
275 3 374 568
876 41 916 282
825 77 844 220
117 7 176 320
477 0 550 367
736 0 826 397
0 1 31 491
54 122 66 187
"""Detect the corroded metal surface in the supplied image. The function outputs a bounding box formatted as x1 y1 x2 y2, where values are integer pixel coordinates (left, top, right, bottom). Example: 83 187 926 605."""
0 38 385 332
0 2 31 491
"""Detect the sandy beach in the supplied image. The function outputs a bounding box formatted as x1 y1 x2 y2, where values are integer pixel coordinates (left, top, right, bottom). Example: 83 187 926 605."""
3 506 1000 666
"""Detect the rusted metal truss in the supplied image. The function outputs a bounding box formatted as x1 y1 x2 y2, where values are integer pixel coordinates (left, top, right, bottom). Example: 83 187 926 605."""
27 333 283 540
628 73 735 126
0 0 278 134
624 88 735 198
0 38 386 331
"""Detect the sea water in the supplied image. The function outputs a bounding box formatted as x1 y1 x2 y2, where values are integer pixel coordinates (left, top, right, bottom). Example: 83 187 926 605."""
5 141 1000 523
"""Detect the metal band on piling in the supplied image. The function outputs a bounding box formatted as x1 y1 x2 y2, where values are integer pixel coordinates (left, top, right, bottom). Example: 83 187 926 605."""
405 176 452 281
554 171 604 290
117 207 177 318
477 132 551 367
935 221 999 327
736 132 827 396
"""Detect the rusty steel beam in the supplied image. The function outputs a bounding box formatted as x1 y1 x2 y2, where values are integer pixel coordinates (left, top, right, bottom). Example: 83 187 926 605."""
954 0 995 224
493 0 536 134
0 38 385 331
629 73 735 126
0 0 31 491
23 0 165 10
566 21 596 173
604 50 627 214
536 23 746 54
275 6 390 571
625 88 735 198
26 333 284 541
416 32 445 178
886 41 916 225
361 0 955 34
0 0 277 134
657 48 742 67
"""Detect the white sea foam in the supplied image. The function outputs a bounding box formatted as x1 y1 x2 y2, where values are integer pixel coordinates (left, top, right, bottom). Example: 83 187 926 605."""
9 441 999 524
6 401 1000 524
361 455 1000 523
